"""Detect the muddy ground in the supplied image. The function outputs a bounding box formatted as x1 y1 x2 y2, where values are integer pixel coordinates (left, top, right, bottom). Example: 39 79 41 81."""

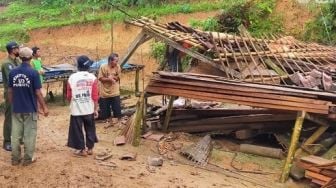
0 10 311 188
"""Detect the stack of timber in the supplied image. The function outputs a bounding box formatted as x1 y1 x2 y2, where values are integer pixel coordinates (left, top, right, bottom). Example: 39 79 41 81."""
296 155 336 187
146 72 336 115
160 108 297 133
127 17 336 91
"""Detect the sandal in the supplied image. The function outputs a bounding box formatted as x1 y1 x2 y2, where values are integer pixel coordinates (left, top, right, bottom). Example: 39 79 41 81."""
73 150 87 157
23 158 37 166
87 149 93 155
104 123 113 129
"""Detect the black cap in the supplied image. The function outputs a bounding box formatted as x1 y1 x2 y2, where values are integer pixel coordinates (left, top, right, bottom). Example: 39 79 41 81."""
6 41 19 52
77 55 93 71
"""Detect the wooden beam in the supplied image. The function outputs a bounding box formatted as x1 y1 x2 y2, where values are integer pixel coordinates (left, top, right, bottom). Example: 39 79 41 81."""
295 113 330 157
264 59 287 76
143 28 242 79
120 30 152 67
146 85 329 114
280 111 306 183
146 86 328 114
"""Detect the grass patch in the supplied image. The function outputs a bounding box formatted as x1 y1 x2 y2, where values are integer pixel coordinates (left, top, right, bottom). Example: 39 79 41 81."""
210 149 282 171
0 0 247 50
234 151 282 170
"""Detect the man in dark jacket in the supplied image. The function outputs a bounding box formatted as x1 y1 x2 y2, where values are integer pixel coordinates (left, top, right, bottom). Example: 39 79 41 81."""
1 41 21 151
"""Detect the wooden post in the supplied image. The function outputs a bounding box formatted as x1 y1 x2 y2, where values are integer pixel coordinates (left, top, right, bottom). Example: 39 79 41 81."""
143 96 148 133
62 80 67 105
133 94 144 147
135 69 140 95
280 111 306 183
163 96 175 132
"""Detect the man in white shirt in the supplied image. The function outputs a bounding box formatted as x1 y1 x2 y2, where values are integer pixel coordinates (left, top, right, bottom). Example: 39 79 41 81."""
66 55 98 156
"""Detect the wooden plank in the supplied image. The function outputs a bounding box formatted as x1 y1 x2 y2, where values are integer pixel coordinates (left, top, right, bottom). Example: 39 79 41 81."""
301 155 334 166
311 178 328 186
168 114 296 126
151 76 323 102
305 170 332 183
146 86 328 114
147 85 329 112
157 71 336 98
171 109 293 117
168 122 289 133
150 81 330 107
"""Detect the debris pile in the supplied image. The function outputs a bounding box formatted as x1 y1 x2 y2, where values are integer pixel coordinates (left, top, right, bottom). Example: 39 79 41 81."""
127 17 336 91
297 155 336 187
121 17 336 186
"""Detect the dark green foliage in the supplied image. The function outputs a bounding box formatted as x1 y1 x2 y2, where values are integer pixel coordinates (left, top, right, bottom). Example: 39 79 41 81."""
188 0 282 37
217 0 283 36
304 2 336 45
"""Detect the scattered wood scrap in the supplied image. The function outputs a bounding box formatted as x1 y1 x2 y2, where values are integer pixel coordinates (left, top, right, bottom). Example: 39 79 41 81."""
297 155 336 187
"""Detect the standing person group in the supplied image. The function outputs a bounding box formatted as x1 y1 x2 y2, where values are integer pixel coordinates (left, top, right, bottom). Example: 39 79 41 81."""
1 41 123 162
66 53 123 156
7 45 49 165
1 42 48 166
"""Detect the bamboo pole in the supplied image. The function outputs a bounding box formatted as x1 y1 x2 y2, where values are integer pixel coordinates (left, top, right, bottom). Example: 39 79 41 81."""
280 111 306 183
132 94 144 147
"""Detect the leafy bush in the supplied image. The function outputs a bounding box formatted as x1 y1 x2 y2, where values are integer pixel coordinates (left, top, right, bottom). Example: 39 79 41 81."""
150 41 166 65
304 2 336 45
217 0 283 36
188 0 282 36
190 18 220 31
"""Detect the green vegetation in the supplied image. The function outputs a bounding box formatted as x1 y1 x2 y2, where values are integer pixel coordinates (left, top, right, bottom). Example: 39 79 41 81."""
189 0 283 37
0 0 245 50
150 41 166 66
304 2 336 45
190 17 220 31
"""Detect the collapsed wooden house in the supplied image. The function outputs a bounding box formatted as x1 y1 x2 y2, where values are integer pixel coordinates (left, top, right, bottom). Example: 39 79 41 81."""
121 17 336 183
